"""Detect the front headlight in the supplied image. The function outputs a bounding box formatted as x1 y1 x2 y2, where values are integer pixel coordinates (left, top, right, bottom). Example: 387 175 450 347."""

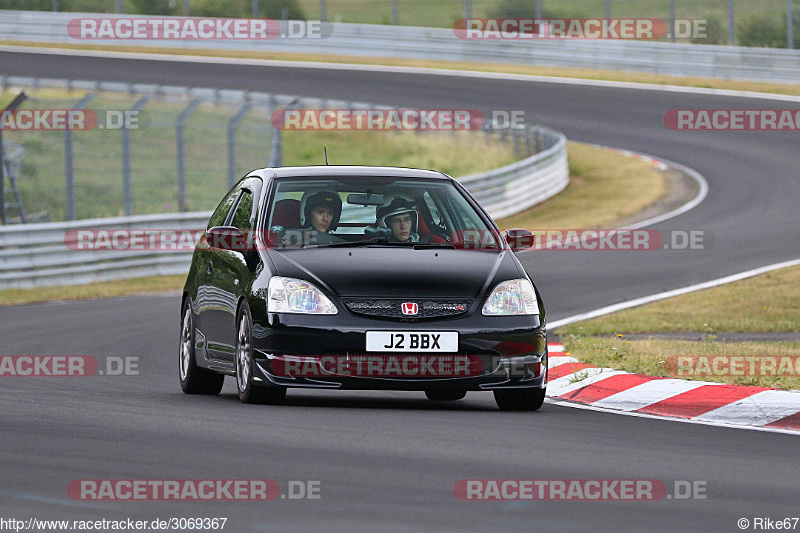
266 277 338 314
482 278 539 316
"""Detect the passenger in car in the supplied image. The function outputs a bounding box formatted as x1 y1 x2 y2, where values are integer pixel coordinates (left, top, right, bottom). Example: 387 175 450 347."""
376 196 432 243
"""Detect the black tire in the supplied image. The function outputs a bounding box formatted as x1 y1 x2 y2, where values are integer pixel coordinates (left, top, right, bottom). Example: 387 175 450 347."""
179 299 224 395
235 304 286 405
425 389 467 401
494 387 546 411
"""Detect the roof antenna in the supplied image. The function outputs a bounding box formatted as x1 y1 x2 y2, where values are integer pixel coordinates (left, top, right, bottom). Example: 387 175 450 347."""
323 146 329 165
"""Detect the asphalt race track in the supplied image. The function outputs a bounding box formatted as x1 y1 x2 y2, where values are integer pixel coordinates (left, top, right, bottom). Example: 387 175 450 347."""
1 49 799 532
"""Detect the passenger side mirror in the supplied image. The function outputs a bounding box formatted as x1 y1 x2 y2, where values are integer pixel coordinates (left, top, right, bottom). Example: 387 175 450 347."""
504 229 535 252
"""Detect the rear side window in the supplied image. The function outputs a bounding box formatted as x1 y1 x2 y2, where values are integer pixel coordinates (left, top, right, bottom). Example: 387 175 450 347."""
208 183 244 228
230 190 254 231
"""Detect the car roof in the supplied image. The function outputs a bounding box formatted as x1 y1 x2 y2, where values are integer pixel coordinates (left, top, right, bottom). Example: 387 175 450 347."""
262 166 451 180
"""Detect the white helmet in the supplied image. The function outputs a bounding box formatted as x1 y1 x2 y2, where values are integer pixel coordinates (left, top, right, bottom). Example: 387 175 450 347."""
299 189 342 230
376 195 418 232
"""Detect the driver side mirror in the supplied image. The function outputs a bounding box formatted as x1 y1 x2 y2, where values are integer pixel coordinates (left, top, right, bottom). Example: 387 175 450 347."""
206 226 248 252
504 229 535 252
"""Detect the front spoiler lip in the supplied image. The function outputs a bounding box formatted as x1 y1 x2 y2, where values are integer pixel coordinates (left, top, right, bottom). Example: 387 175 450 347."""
251 353 547 391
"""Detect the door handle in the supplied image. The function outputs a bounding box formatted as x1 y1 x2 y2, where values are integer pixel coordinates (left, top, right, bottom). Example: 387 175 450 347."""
207 261 213 275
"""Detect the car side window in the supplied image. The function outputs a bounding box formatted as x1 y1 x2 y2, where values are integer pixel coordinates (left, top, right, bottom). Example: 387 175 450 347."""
230 190 254 231
208 182 244 228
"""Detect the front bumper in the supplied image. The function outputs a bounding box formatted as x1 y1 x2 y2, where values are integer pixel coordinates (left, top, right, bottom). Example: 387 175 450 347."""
249 311 547 391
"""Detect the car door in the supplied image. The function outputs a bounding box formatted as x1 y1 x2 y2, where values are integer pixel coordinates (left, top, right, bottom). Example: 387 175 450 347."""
203 178 262 362
217 177 264 356
194 180 246 363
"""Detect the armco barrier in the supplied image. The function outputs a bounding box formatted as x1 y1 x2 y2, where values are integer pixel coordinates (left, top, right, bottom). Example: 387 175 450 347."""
0 75 569 288
0 10 798 83
0 127 566 289
459 126 567 220
0 130 565 289
0 211 210 288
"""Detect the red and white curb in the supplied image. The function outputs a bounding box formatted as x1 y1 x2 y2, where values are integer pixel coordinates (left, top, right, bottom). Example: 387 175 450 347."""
545 343 800 433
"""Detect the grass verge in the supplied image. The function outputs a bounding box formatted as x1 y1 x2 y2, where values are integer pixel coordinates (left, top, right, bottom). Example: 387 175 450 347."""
559 337 800 390
2 41 799 97
556 264 800 390
0 275 185 307
495 143 664 230
556 265 800 335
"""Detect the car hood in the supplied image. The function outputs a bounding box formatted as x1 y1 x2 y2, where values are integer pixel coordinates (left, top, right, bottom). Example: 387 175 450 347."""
266 247 522 298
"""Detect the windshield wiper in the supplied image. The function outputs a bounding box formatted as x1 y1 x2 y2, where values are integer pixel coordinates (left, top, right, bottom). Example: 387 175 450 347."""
317 238 423 248
413 243 456 250
316 238 393 248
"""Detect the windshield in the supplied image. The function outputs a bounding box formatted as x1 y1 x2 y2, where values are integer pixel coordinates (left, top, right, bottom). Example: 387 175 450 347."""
263 176 502 250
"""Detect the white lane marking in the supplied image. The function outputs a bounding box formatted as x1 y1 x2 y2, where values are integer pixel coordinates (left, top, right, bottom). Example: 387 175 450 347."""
1 45 799 102
591 379 709 412
544 398 800 436
693 389 800 427
548 356 579 368
547 369 628 397
549 258 800 329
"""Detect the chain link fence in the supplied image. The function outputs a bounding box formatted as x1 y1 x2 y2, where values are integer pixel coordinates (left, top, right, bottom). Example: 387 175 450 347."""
2 78 549 225
0 83 277 223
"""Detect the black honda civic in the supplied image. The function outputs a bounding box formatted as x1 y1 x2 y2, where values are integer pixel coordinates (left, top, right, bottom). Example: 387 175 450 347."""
180 166 548 410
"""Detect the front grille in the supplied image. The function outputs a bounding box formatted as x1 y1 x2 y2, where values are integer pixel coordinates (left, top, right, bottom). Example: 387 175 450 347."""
342 298 473 319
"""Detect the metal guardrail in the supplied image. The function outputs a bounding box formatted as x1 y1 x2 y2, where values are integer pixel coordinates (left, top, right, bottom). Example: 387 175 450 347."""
1 10 799 83
460 126 567 220
0 211 210 288
0 78 569 288
0 126 567 289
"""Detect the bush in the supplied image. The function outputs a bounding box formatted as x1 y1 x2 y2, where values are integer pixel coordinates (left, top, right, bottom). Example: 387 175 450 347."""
488 0 584 19
0 0 59 9
0 0 306 18
691 14 724 45
738 4 798 48
738 14 784 47
188 0 306 19
127 0 176 16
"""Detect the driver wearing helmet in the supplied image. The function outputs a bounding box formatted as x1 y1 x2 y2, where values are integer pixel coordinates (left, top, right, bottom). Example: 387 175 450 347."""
376 195 430 243
293 189 343 245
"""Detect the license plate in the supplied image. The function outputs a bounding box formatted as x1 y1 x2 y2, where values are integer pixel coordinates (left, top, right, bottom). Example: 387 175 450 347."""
366 331 458 352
